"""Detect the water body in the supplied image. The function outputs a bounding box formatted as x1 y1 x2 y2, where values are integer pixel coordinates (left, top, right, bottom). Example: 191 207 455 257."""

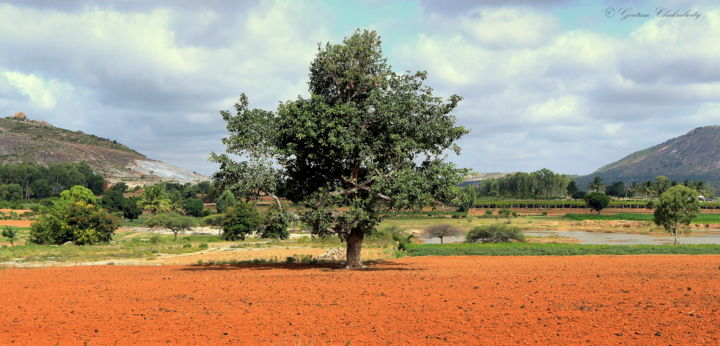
422 231 720 245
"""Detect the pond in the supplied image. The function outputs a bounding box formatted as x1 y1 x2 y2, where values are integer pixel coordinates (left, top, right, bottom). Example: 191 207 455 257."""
421 230 720 245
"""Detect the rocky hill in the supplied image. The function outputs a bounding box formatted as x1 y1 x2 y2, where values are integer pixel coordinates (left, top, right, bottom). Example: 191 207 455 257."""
576 126 720 189
0 113 207 186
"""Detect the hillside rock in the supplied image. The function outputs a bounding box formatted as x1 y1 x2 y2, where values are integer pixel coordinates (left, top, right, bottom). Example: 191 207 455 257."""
0 115 206 186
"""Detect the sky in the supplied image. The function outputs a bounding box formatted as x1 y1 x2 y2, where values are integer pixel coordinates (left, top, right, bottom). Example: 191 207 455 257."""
0 0 718 177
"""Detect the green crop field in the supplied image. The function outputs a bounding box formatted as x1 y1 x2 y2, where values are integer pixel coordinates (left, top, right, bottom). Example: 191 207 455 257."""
405 243 720 256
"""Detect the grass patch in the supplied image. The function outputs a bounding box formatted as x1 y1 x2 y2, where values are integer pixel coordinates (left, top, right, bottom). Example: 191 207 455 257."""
405 243 720 256
564 213 720 223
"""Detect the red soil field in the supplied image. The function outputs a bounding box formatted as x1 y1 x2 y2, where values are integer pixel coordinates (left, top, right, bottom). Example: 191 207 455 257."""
0 220 33 227
1 256 719 344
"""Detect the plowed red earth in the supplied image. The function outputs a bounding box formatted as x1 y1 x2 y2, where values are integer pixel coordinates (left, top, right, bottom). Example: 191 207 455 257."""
1 256 719 344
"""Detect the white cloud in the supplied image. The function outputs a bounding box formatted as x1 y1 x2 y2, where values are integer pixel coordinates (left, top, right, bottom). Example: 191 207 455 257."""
394 6 720 174
460 8 559 48
1 70 74 110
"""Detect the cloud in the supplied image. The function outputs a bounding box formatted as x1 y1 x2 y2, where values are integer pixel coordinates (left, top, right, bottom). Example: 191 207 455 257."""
0 0 331 175
394 6 720 174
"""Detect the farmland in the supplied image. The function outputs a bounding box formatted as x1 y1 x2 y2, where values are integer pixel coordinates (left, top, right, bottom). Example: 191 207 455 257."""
1 255 718 344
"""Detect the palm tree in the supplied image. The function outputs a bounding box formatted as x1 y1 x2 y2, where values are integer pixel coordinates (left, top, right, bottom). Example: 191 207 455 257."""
589 176 604 193
138 185 172 214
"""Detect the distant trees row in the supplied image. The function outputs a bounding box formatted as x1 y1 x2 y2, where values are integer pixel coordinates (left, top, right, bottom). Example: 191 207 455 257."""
0 162 104 200
468 170 713 201
586 176 713 199
471 169 572 199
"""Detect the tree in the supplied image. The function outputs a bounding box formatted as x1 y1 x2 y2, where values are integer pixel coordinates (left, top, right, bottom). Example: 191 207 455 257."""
606 181 626 197
457 185 477 212
260 205 292 239
2 226 17 246
0 184 23 201
211 30 467 267
589 176 604 192
584 192 610 214
653 185 700 245
183 198 204 217
100 189 141 219
423 224 461 244
222 200 263 241
29 186 119 245
215 190 236 213
652 176 672 196
144 213 197 241
138 185 172 214
567 181 579 197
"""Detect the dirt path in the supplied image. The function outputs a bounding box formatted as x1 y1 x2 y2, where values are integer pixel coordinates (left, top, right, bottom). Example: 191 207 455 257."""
1 256 719 344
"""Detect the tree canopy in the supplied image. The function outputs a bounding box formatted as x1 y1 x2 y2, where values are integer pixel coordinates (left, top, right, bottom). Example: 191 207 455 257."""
212 29 468 267
653 185 700 245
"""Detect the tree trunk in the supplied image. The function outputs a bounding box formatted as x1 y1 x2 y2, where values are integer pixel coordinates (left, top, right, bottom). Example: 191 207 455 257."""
440 236 444 244
346 228 364 268
674 228 678 245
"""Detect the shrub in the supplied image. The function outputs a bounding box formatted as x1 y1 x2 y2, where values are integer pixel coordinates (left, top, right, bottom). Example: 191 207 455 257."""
584 192 610 214
260 206 292 239
29 186 120 245
222 200 262 241
199 243 208 249
465 224 524 243
150 235 160 244
2 226 17 246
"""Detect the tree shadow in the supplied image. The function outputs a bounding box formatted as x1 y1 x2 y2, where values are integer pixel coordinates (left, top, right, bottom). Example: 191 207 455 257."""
178 259 421 272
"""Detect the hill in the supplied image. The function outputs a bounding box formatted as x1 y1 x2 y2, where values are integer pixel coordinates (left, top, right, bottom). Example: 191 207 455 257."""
576 126 720 190
0 113 206 186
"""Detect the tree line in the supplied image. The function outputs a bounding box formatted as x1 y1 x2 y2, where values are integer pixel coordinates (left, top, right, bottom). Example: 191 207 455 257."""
0 162 104 200
471 169 572 199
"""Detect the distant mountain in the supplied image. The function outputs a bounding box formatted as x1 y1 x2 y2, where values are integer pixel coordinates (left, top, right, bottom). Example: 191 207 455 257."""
0 113 207 186
576 126 720 190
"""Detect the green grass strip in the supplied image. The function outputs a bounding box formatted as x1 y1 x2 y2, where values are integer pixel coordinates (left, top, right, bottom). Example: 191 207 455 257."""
405 243 720 256
563 213 720 223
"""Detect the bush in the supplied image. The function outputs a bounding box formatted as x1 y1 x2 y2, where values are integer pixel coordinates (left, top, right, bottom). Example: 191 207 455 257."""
584 192 610 214
465 224 524 243
199 243 208 249
29 186 120 245
260 206 292 239
222 200 262 241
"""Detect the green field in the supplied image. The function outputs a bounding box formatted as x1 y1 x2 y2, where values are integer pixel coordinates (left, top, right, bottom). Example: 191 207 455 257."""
564 213 720 223
405 243 720 256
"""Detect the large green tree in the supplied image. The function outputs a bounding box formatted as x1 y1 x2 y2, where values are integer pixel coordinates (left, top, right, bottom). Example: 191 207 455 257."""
653 185 700 245
212 30 467 267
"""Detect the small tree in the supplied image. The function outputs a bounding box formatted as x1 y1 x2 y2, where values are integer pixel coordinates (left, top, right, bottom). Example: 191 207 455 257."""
183 197 204 217
2 226 17 246
566 180 579 198
222 201 263 241
423 224 461 244
653 185 700 245
144 213 197 241
457 185 477 212
215 190 236 214
584 192 610 214
260 205 292 239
